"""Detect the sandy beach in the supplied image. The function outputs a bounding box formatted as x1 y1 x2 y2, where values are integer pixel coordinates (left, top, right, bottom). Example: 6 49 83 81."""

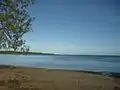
0 66 120 90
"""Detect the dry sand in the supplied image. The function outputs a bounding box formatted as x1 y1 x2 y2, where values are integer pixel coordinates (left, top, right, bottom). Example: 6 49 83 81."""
0 66 120 90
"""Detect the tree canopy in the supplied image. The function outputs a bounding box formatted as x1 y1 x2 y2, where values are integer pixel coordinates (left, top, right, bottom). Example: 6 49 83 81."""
0 0 35 51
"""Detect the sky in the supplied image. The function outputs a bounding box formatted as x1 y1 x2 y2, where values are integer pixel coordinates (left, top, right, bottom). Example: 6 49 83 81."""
24 0 120 55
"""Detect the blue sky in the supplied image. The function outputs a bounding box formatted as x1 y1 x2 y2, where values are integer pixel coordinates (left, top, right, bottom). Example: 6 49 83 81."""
24 0 120 55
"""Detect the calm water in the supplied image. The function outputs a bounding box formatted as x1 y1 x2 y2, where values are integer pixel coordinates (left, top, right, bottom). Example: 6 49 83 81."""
0 54 120 73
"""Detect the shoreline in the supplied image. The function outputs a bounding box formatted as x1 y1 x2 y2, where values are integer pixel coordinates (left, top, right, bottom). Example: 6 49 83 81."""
0 51 54 55
0 51 120 57
0 65 120 90
0 65 120 78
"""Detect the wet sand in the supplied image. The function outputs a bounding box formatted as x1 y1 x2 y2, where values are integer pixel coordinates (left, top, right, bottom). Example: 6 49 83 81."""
0 66 120 90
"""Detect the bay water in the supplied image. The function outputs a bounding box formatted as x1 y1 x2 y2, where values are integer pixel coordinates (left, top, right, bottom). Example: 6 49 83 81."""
0 54 120 73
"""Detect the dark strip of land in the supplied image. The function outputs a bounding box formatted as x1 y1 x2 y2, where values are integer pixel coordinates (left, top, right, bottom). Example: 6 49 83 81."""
0 51 54 55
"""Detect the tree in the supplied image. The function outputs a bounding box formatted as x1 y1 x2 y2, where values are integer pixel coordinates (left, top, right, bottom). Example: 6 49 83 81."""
0 0 35 51
21 45 30 52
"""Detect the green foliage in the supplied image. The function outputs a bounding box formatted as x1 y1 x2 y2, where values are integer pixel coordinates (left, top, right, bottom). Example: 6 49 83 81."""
0 0 35 51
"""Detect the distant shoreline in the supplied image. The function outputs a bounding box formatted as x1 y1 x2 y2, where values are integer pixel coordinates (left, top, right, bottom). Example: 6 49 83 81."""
0 51 120 57
0 51 54 55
